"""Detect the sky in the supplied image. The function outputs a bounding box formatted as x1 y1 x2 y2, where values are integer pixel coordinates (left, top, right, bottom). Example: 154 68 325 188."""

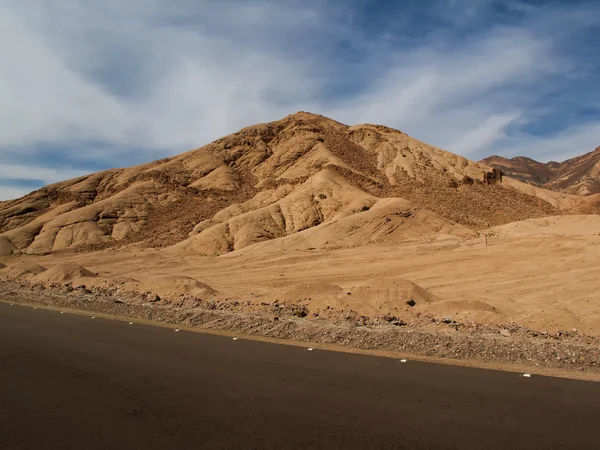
1 0 599 200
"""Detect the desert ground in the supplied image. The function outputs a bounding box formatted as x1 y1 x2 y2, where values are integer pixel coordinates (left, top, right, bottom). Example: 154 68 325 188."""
2 214 600 334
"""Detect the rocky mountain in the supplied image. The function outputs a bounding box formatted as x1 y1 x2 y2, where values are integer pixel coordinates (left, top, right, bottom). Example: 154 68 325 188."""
481 146 600 196
1 112 590 256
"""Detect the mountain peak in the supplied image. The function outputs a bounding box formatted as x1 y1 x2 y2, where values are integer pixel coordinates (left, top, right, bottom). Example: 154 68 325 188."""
1 113 588 256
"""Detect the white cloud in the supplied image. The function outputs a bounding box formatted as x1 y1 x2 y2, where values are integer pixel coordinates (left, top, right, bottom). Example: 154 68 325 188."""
0 10 128 149
0 186 36 202
0 1 325 159
0 163 89 201
0 164 86 184
493 121 600 163
325 28 563 157
0 0 598 192
446 113 522 156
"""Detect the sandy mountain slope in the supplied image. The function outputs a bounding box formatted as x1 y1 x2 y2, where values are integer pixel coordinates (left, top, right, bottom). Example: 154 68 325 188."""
1 112 590 256
482 146 600 196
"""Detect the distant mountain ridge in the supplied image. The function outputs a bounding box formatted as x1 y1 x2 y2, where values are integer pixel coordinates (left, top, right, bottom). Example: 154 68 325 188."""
481 146 600 196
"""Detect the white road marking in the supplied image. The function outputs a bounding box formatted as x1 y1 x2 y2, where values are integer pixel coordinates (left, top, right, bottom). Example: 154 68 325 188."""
522 374 532 378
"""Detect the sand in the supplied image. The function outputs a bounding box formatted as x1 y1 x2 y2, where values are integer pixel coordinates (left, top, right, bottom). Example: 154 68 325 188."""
35 263 97 284
2 213 599 336
3 261 47 279
0 236 16 256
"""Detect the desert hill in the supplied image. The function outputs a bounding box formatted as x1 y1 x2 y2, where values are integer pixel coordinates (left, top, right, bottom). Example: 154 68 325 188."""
3 112 600 340
1 112 595 256
482 145 600 196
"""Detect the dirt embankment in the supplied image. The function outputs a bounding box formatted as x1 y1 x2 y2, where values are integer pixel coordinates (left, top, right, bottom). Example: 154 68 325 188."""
2 278 598 376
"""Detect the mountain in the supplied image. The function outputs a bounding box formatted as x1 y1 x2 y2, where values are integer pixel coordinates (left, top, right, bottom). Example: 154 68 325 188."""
1 112 591 256
481 146 600 196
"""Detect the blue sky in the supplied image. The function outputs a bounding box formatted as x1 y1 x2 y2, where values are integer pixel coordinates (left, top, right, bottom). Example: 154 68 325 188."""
1 0 599 200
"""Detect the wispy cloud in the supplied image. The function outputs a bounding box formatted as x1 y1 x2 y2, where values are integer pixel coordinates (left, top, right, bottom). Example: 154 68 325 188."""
0 164 85 185
327 26 562 155
0 186 37 203
0 1 325 153
1 0 599 200
493 121 600 162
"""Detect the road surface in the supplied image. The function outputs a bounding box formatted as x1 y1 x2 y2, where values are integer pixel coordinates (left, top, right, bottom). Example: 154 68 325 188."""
1 301 599 449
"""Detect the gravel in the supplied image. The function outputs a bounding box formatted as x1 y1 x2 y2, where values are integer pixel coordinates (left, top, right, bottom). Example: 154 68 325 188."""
1 278 599 374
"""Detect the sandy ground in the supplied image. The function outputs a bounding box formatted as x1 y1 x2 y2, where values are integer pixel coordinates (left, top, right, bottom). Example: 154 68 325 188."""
2 215 600 337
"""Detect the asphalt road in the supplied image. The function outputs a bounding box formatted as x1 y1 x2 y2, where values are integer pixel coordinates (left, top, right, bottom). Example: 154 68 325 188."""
1 302 599 450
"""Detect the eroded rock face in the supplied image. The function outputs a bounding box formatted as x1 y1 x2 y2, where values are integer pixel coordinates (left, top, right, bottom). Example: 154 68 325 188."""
0 112 567 255
483 168 503 185
481 146 600 195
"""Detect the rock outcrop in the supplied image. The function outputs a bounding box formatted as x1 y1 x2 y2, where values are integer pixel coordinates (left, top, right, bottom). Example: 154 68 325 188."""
0 112 577 255
482 146 600 195
483 168 503 185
